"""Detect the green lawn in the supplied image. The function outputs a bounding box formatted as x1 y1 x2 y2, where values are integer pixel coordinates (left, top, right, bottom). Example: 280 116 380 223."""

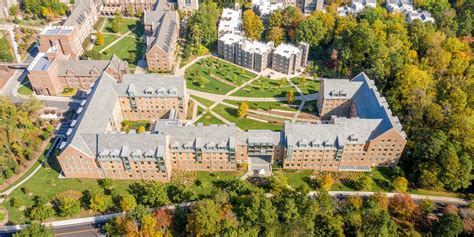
223 100 300 112
190 95 215 108
100 36 146 68
103 18 140 35
212 104 282 131
291 77 320 95
195 112 224 126
121 120 151 132
187 171 245 196
18 81 33 96
2 163 136 224
281 170 313 188
185 62 237 95
231 77 296 98
92 34 119 52
199 58 257 85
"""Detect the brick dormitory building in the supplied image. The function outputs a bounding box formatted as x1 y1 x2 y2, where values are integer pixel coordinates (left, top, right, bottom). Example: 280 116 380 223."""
57 71 406 181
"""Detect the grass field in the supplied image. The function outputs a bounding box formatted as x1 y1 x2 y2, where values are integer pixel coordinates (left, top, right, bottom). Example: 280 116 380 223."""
18 81 33 96
223 100 300 112
195 112 224 126
190 95 215 108
92 34 119 52
231 77 296 98
103 18 140 35
291 77 320 95
121 120 151 132
100 36 146 68
212 104 282 131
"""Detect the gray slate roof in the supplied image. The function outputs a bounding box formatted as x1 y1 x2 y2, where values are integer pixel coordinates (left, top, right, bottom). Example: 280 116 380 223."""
57 60 111 77
145 0 178 53
64 0 102 26
154 122 245 151
284 118 382 149
321 78 363 99
113 74 185 97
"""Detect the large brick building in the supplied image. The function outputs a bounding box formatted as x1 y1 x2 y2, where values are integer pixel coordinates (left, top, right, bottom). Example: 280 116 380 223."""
38 0 102 59
58 72 406 181
27 54 129 96
144 0 179 72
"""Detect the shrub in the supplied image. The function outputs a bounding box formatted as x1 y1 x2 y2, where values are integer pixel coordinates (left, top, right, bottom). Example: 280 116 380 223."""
171 171 197 186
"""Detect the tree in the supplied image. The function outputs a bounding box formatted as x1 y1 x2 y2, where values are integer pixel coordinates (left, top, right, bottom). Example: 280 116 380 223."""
137 125 145 134
98 178 113 192
88 192 108 213
129 181 170 206
267 27 284 46
282 6 303 41
9 4 19 16
418 198 434 215
238 101 249 118
295 16 327 46
95 32 105 45
82 50 101 60
355 176 372 191
28 202 55 222
286 90 295 103
136 7 144 17
388 194 416 221
55 190 82 217
14 223 53 237
242 9 264 40
111 20 120 33
127 51 136 64
393 177 408 192
126 4 135 17
119 194 137 212
320 173 333 190
432 213 463 237
186 199 221 236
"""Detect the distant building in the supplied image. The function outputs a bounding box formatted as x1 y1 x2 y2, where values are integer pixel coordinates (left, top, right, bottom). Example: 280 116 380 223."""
271 42 309 75
218 34 273 72
27 54 129 96
405 8 435 23
218 8 242 37
299 0 324 14
144 0 179 72
386 0 413 13
252 0 285 16
38 0 102 59
101 0 198 16
338 0 376 16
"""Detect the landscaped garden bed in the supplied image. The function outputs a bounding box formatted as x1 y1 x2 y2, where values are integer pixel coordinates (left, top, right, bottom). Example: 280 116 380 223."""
212 104 282 131
291 77 320 94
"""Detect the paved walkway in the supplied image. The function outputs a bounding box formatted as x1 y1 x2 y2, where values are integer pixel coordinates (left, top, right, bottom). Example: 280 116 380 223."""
174 54 211 76
188 89 318 102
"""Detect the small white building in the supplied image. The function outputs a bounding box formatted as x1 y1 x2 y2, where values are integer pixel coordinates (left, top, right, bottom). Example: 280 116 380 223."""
386 0 413 13
252 0 285 16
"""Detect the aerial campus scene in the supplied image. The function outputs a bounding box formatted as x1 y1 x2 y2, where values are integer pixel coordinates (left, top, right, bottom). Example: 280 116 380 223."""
0 0 472 236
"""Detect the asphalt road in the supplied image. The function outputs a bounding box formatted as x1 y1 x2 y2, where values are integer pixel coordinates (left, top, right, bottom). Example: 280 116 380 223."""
53 222 105 237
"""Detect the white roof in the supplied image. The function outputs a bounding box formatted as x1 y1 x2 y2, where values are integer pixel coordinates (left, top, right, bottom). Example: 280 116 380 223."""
218 8 242 35
273 43 301 58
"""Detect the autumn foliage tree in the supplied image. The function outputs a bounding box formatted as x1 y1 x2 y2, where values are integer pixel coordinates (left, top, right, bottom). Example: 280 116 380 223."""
242 9 264 40
238 101 249 118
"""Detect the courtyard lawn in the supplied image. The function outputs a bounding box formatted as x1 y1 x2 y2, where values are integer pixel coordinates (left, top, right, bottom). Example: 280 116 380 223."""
231 77 296 98
200 57 257 85
195 112 224 126
212 104 282 131
92 34 119 52
18 81 33 96
223 100 300 112
103 18 140 35
185 68 236 95
100 36 146 68
291 77 321 95
121 120 151 132
281 170 313 188
190 95 215 108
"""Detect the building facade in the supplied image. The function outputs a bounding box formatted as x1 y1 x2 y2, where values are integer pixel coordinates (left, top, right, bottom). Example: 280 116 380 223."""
271 42 309 75
144 0 179 72
27 54 129 96
58 72 406 181
218 33 273 72
38 0 102 59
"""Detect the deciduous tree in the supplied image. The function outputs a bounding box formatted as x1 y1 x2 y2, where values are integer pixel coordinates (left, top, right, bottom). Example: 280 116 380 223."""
242 9 264 40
